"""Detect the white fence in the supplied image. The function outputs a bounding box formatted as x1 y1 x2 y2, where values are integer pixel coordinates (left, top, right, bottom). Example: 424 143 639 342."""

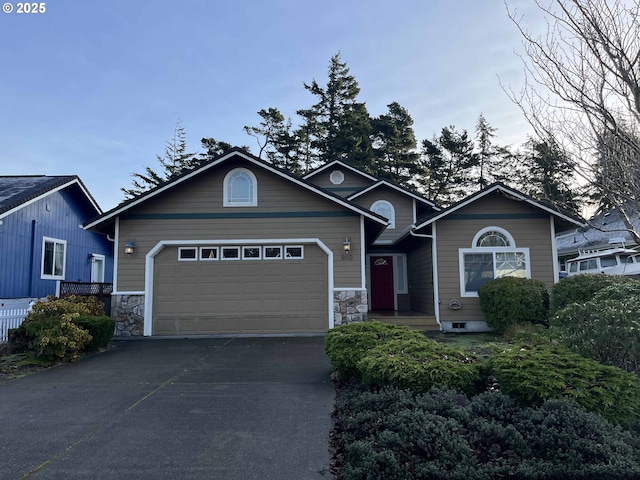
0 299 35 343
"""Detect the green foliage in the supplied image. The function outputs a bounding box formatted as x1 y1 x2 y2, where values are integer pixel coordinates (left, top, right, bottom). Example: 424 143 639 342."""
357 338 484 395
24 295 105 324
325 321 424 379
72 315 115 351
478 276 549 334
334 385 640 480
22 314 92 362
551 283 640 374
550 274 635 314
489 344 640 425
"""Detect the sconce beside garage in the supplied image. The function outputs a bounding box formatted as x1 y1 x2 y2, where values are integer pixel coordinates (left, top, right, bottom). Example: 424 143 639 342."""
124 241 136 255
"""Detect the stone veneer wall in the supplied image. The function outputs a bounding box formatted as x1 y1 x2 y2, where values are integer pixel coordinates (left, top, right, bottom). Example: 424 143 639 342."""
334 289 368 326
111 294 145 336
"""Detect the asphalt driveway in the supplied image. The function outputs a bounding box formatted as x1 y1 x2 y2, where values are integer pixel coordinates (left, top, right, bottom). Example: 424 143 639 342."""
0 336 336 480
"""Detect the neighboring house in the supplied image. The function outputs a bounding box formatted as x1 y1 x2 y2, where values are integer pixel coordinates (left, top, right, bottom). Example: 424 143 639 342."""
556 207 640 271
0 176 114 303
84 149 583 336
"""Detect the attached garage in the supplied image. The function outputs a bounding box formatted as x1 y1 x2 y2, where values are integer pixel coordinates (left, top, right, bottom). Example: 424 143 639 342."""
151 241 330 335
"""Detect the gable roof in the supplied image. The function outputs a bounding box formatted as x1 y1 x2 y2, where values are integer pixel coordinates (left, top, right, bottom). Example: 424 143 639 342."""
413 182 585 230
84 148 389 231
348 179 440 210
0 175 102 220
302 160 378 182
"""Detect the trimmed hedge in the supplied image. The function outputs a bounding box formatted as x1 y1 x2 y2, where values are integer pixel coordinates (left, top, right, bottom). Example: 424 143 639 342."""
72 315 115 351
357 338 484 395
334 385 640 480
550 274 636 314
478 276 549 334
325 321 426 379
489 344 640 425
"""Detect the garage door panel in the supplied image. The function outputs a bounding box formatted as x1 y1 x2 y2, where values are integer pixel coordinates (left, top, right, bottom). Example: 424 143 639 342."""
153 244 328 335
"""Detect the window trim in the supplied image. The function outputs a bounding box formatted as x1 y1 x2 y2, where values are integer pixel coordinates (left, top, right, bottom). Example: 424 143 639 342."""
178 247 198 261
285 245 304 259
242 246 262 260
199 247 219 261
471 226 515 248
223 168 258 207
90 253 106 283
263 246 283 260
459 247 531 297
221 246 241 260
41 237 66 280
370 200 396 229
330 170 345 185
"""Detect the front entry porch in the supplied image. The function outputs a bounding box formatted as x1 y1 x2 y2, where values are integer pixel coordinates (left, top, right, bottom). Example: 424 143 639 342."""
368 310 440 332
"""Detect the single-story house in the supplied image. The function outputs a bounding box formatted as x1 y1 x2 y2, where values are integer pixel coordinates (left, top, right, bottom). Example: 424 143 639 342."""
84 149 584 336
0 175 114 303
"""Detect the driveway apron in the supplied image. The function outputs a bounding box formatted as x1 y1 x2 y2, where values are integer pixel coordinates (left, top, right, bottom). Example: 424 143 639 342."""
0 336 335 480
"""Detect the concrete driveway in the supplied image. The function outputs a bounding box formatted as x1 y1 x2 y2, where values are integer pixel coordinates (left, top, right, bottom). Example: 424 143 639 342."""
0 336 335 480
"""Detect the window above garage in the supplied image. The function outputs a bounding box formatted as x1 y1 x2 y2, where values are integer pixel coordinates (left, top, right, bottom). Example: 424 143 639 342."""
223 168 257 206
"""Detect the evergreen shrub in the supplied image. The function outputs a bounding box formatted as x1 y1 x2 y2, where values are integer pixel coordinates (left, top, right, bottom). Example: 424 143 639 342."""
489 343 640 425
325 321 425 379
22 314 92 362
72 315 115 351
357 338 484 395
477 277 549 334
549 274 635 314
551 283 640 374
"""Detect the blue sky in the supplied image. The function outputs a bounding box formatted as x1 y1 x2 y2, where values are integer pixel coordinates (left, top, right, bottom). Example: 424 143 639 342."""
1 0 539 211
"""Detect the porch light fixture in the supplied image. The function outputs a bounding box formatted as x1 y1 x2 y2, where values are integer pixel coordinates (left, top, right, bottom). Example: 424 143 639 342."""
343 238 351 254
124 241 136 255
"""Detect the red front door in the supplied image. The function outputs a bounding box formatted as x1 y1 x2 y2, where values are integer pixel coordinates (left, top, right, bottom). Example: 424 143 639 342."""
370 256 395 310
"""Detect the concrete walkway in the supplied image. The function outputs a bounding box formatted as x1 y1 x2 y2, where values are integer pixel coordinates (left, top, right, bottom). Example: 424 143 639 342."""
0 336 335 480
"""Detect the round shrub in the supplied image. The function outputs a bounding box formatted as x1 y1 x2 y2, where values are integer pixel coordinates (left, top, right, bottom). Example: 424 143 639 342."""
22 313 92 362
72 315 115 351
357 338 484 395
489 343 640 425
325 321 426 379
551 285 640 374
478 276 549 334
550 274 636 314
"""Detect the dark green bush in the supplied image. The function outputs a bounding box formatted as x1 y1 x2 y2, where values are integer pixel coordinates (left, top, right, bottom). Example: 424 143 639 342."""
334 385 640 480
550 274 636 314
489 344 640 425
478 276 549 334
325 321 425 378
357 338 484 395
551 286 640 375
72 315 115 351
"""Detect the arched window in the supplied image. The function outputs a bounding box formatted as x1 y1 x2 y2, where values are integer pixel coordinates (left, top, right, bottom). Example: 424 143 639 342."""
370 200 395 229
459 227 529 296
223 168 257 206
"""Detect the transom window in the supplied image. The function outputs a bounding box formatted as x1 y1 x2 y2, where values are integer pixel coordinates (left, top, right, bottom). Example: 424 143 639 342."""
41 237 66 279
223 168 257 206
459 227 529 296
370 200 395 229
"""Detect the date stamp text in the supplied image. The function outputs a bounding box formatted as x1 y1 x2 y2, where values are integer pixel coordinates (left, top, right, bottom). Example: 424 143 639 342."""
3 3 47 14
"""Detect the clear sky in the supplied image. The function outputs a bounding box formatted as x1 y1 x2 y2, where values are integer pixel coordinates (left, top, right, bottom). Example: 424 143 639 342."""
0 0 540 211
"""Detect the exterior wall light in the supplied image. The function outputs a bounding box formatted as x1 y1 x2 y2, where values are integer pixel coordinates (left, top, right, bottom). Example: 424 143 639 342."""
124 241 136 255
343 238 351 254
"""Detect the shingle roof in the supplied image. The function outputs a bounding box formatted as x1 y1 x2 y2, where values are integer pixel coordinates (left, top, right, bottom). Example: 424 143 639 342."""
0 175 100 217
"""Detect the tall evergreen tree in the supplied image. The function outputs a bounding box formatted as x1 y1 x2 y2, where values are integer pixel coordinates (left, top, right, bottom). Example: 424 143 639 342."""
371 102 420 184
419 126 477 206
297 52 373 168
122 120 197 199
198 138 249 162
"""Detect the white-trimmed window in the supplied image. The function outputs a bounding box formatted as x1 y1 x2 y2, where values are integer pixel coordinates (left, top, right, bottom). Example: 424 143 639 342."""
370 200 395 229
221 246 240 260
41 237 66 279
90 254 106 282
330 170 344 185
285 246 304 259
242 246 262 260
200 247 219 261
459 227 530 297
223 168 257 206
264 246 282 259
178 247 198 261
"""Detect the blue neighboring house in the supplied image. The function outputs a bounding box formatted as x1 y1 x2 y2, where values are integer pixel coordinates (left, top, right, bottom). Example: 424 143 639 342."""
0 175 114 300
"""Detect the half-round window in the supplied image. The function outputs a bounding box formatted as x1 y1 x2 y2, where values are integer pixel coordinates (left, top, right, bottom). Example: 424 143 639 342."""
223 168 257 206
472 227 515 248
370 200 395 229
